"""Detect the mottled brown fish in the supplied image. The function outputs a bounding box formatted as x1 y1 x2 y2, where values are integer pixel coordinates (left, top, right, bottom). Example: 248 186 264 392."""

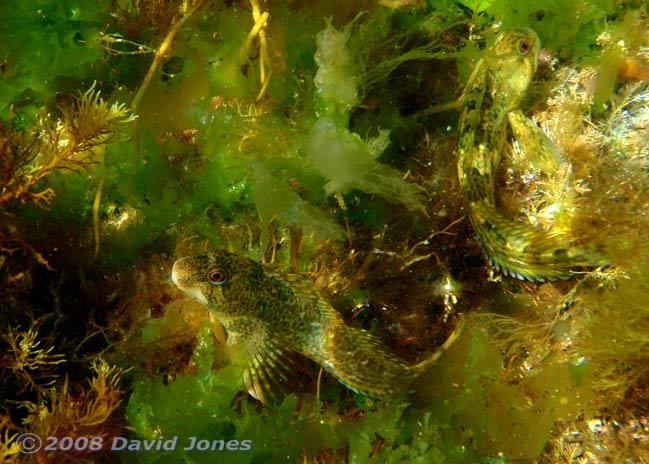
457 28 608 281
171 250 463 403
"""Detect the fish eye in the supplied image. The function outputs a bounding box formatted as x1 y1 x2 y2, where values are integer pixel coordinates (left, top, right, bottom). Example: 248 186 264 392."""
208 269 227 285
518 39 530 55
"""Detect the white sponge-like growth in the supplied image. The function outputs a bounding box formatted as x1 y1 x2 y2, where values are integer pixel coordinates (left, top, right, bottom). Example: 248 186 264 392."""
314 22 359 113
307 117 426 213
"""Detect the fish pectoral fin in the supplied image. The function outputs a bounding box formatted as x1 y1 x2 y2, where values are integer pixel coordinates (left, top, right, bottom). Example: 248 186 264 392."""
242 340 308 405
507 110 565 173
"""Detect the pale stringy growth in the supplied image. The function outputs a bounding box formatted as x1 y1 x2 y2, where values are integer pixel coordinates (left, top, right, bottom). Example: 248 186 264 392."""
552 69 649 264
0 415 20 464
0 82 134 209
502 67 597 236
20 358 127 438
505 64 649 268
584 80 649 169
57 83 136 160
582 81 649 262
571 255 649 406
1 83 134 265
471 282 572 376
1 320 66 391
506 65 649 406
542 415 649 463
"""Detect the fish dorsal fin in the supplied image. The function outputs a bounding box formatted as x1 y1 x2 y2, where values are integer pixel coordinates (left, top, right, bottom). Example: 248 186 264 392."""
275 273 344 324
242 338 307 405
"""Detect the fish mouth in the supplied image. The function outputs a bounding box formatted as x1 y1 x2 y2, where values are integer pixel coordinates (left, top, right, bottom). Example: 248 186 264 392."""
171 258 209 306
170 258 188 288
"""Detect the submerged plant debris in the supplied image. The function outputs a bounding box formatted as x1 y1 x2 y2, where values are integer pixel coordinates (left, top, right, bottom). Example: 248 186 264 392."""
1 0 649 463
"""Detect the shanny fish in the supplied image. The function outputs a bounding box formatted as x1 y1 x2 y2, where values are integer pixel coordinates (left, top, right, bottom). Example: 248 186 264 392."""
457 28 608 281
172 250 464 403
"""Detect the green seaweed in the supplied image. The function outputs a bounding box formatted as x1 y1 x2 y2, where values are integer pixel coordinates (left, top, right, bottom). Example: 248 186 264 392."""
0 1 108 119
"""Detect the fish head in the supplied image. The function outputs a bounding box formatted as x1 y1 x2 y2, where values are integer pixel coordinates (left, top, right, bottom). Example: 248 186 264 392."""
171 250 266 317
487 28 540 110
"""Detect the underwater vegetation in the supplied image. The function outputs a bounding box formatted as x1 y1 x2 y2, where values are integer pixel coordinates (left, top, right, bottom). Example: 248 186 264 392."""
1 0 649 463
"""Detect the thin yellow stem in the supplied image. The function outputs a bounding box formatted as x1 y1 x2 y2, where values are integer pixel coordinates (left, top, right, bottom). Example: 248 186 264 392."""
244 0 272 101
244 11 269 61
131 1 205 113
93 171 108 257
255 68 272 102
420 99 463 117
316 367 324 404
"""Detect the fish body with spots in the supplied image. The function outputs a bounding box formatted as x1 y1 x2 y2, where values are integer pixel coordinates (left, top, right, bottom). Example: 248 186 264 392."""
172 250 462 403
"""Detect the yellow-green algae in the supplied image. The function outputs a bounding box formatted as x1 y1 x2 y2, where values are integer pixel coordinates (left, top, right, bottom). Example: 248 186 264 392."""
1 1 649 463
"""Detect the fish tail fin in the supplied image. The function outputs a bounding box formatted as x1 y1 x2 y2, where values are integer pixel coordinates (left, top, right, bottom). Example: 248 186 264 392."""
308 323 416 398
472 203 609 281
413 314 466 375
309 315 465 397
